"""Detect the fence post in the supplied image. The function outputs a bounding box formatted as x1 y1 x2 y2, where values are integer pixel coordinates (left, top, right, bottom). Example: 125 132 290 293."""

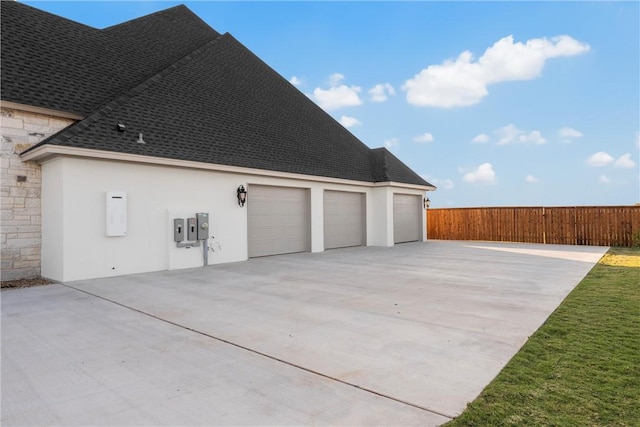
542 206 546 245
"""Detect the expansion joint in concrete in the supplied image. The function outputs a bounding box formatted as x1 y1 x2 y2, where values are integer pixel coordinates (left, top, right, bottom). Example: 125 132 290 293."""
61 282 455 421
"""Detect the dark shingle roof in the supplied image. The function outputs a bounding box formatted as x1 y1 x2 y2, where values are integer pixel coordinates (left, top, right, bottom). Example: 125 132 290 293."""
6 2 434 188
371 148 428 185
1 2 218 116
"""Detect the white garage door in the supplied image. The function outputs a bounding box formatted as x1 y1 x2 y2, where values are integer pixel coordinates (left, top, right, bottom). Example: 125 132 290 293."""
393 194 422 244
324 191 366 249
248 185 310 258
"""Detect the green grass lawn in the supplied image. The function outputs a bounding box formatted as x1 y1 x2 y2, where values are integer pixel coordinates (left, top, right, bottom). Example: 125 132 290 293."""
445 247 640 426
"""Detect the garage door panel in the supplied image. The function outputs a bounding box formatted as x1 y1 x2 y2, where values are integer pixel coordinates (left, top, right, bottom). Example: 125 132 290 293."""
394 194 421 244
324 191 365 249
248 186 310 258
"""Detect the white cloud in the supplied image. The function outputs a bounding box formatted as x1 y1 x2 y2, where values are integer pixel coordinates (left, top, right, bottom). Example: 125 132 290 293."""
413 133 434 143
312 73 363 111
402 35 590 108
339 115 362 128
329 73 345 86
495 124 546 145
599 174 611 184
384 138 399 150
525 174 540 183
558 126 583 142
462 163 496 184
518 130 547 145
472 133 490 144
614 153 636 169
586 151 614 167
289 76 302 86
369 83 396 102
496 124 521 145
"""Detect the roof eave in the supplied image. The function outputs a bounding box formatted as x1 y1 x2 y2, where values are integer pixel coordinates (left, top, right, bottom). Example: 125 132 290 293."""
1 101 84 121
373 181 437 191
21 145 437 190
20 145 378 187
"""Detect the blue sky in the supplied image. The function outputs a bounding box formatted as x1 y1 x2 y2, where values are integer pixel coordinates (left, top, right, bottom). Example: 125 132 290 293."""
22 1 640 207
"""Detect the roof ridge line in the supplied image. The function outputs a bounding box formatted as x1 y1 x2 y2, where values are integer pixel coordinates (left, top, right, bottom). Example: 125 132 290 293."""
23 33 230 154
102 4 213 33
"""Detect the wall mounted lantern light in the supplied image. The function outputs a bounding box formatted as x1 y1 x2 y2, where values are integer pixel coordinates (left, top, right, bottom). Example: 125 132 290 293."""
424 197 431 209
237 185 247 207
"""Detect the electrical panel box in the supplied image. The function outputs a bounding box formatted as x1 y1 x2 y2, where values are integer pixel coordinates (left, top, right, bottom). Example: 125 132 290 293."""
186 218 197 241
106 191 127 236
173 218 184 242
196 212 209 240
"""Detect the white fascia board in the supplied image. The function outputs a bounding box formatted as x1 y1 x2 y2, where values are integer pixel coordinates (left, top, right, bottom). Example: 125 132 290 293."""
0 101 84 121
373 181 437 192
21 145 376 187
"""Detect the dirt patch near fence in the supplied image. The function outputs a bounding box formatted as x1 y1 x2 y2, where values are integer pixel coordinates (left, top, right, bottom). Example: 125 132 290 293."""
1 277 53 290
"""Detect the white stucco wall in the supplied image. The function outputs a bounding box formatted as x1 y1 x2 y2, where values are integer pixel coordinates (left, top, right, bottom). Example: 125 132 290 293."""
41 157 427 282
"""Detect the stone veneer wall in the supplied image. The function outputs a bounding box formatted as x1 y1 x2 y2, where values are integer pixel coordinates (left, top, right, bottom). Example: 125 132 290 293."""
1 108 74 281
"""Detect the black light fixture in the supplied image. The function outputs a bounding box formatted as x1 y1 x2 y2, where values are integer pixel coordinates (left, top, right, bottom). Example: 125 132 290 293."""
237 185 247 207
424 197 431 209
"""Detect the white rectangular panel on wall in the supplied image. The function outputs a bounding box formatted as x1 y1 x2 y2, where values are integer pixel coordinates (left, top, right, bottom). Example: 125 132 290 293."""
106 191 127 236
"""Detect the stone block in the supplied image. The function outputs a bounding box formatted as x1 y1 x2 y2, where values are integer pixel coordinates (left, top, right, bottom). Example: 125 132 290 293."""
18 208 40 216
1 128 28 140
26 169 41 179
20 247 40 256
7 238 41 249
25 198 40 208
2 225 40 234
10 158 29 168
10 187 40 198
23 115 49 126
13 260 40 269
9 187 27 197
0 116 23 129
1 141 14 155
1 209 14 220
7 216 31 225
50 117 74 129
18 232 40 239
2 247 19 258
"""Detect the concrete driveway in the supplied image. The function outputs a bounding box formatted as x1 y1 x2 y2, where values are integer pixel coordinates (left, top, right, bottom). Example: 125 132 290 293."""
2 241 607 426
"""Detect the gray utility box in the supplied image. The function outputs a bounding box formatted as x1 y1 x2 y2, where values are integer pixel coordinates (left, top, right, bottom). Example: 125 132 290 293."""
196 213 209 240
187 218 197 241
173 218 184 242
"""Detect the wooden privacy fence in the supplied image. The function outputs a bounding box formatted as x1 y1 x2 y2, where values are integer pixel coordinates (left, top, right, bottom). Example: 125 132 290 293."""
427 206 640 247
